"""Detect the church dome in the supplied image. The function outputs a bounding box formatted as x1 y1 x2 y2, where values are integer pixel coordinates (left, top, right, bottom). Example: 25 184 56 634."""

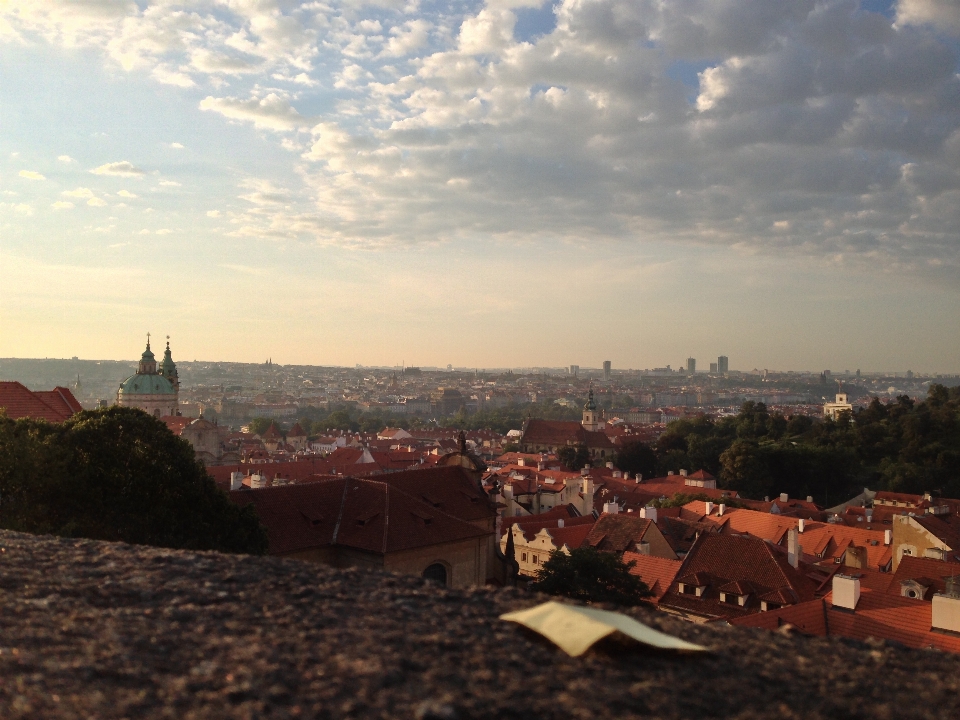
119 374 175 396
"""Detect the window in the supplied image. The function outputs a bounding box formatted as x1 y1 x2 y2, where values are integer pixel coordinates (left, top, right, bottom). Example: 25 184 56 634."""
532 555 539 564
521 553 527 562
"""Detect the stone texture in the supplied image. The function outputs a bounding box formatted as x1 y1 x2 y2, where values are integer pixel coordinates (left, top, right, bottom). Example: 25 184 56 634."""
1 529 959 719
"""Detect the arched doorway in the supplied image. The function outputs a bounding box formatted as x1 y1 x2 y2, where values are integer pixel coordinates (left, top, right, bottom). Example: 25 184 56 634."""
422 563 448 586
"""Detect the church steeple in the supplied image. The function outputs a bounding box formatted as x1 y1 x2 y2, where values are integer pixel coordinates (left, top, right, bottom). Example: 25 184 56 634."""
138 333 158 375
582 384 599 431
160 336 179 392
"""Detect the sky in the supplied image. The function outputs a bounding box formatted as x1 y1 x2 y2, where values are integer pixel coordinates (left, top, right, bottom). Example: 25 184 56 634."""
1 0 960 373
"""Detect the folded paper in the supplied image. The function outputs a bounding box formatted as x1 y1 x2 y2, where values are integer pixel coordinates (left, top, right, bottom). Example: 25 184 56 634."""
500 601 708 657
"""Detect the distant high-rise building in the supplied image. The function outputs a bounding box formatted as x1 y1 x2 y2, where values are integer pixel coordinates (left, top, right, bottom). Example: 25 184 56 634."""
687 358 696 374
603 360 611 380
570 365 579 376
718 356 729 374
709 362 718 373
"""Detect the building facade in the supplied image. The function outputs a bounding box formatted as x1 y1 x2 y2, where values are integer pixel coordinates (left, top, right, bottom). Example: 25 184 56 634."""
116 336 180 417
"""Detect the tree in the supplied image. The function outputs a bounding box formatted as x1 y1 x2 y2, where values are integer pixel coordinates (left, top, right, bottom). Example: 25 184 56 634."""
0 407 268 554
614 440 657 479
247 417 276 436
557 444 591 472
530 547 651 606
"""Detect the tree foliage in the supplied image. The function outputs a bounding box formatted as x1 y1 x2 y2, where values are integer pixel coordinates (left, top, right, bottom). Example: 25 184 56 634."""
640 385 960 503
530 547 651 606
0 407 268 554
557 444 591 472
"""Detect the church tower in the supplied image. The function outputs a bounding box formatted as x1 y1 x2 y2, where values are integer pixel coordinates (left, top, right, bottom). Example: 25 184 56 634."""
582 385 600 432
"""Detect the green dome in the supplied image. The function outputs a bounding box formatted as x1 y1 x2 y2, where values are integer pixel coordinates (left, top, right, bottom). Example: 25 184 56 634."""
141 345 156 362
119 373 175 395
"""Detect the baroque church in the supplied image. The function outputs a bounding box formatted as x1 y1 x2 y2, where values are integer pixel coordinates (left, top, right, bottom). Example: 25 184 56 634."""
116 334 180 417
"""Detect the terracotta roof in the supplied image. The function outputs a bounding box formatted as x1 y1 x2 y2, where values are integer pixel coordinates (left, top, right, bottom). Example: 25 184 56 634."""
504 513 595 541
659 533 819 621
261 423 283 440
657 516 721 555
914 515 960 553
622 552 683 602
231 477 490 556
583 514 653 554
0 382 82 422
521 419 614 449
541 523 595 551
288 422 306 437
161 416 193 434
886 556 960 598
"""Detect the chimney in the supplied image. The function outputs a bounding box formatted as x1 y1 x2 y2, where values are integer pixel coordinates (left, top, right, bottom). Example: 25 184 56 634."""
230 471 243 491
787 529 800 568
606 462 614 469
806 496 814 503
581 466 590 477
704 501 714 516
832 573 861 611
603 502 619 515
503 483 513 500
798 518 805 533
680 469 687 477
537 461 545 471
581 478 595 516
635 473 643 483
557 518 565 528
613 470 622 478
517 457 525 466
866 510 873 523
780 493 789 503
639 506 657 523
667 470 674 476
884 529 892 545
718 503 726 517
933 577 960 633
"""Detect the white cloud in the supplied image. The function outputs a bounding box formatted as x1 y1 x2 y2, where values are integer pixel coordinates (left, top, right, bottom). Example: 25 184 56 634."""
897 0 960 33
199 93 308 131
151 64 194 88
91 160 145 177
382 20 431 57
155 228 172 234
57 155 75 163
117 189 138 198
87 197 108 207
51 201 74 210
158 180 181 187
19 170 45 180
62 187 95 198
206 210 221 217
169 142 184 149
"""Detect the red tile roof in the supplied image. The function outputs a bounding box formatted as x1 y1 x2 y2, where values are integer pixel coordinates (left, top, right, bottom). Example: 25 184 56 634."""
521 419 614 449
659 533 818 621
622 552 683 602
0 382 82 422
231 475 490 556
583 514 654 554
886 556 960 598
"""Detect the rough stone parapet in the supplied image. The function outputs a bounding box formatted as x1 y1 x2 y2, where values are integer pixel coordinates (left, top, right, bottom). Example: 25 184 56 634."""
1 529 959 719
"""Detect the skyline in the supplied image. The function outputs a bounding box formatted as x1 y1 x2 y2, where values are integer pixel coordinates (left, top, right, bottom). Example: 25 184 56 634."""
2 1 960 371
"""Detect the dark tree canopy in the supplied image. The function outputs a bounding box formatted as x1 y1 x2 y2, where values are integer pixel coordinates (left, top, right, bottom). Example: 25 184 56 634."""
614 440 657 479
0 407 267 554
557 444 591 472
530 547 651 606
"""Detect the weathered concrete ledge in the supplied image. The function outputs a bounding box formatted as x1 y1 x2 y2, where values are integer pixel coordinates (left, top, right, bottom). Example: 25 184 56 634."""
1 529 958 719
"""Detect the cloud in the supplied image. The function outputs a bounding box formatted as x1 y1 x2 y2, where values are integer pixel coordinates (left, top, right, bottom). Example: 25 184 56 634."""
199 93 308 131
90 161 145 177
116 189 138 198
238 178 290 205
3 202 34 215
206 210 221 217
169 142 184 149
87 197 107 207
57 155 75 163
62 187 95 198
382 20 432 57
158 180 181 187
151 65 195 88
18 170 45 180
897 0 960 33
155 228 172 235
220 263 266 275
51 201 74 210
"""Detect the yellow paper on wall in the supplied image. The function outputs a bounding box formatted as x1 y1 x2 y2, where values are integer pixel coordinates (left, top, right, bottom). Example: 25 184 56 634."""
500 601 708 657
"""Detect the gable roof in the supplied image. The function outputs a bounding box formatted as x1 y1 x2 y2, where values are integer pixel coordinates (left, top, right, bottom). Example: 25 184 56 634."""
583 514 653 554
230 476 490 556
659 533 818 621
521 419 614 449
0 382 82 422
622 552 683 602
886 556 960 598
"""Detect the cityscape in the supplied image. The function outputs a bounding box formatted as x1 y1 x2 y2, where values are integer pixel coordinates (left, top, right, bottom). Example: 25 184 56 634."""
3 0 960 717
